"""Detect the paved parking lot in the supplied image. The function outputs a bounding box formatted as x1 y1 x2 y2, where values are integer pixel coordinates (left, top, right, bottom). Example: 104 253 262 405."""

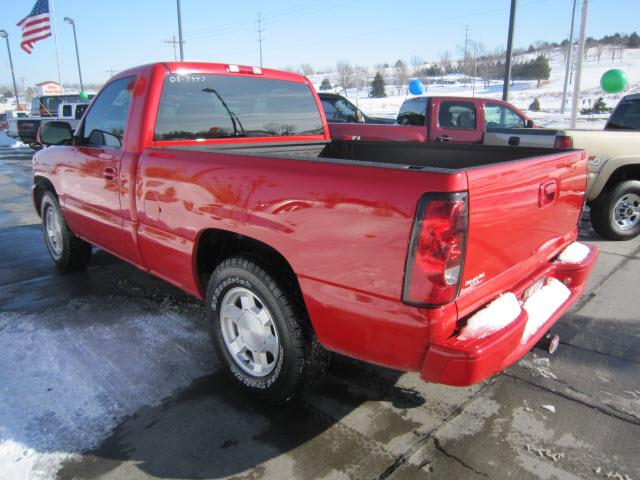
1 146 639 480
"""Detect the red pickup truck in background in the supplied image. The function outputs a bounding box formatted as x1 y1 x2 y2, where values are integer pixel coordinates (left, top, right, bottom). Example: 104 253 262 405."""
33 62 597 402
328 96 550 145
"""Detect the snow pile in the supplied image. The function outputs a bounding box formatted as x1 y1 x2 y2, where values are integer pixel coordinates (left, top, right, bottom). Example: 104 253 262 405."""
0 440 78 480
0 295 210 479
557 242 590 264
0 132 19 147
521 278 571 344
458 292 521 340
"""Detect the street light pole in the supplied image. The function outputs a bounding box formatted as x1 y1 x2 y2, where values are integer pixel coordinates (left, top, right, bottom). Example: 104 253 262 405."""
502 0 517 101
0 30 21 109
570 0 589 129
176 0 185 61
64 17 84 93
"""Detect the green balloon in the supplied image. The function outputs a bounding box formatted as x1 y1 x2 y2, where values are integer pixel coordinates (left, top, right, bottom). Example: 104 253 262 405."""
600 69 628 93
79 91 89 100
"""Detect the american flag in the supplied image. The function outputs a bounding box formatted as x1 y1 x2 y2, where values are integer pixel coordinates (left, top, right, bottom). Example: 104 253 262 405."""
16 0 52 54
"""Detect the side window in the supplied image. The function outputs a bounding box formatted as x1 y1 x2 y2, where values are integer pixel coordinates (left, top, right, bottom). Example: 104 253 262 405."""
80 76 134 148
321 99 339 121
334 99 358 122
438 101 476 130
62 105 72 117
397 98 427 126
485 104 525 128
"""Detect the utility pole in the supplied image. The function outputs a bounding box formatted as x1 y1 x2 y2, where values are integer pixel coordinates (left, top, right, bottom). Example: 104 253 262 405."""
105 68 117 78
165 35 179 61
570 0 588 128
176 0 185 61
502 0 517 101
560 0 577 114
463 25 469 84
0 30 20 109
256 13 264 67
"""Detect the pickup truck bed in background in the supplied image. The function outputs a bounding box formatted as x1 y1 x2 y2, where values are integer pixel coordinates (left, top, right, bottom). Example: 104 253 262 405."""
33 62 597 402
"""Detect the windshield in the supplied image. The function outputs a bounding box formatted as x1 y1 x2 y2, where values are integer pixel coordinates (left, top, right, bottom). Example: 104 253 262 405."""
154 74 324 141
606 98 640 130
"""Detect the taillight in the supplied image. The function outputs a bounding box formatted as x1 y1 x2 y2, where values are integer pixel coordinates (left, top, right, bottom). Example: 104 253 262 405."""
403 192 468 306
554 135 573 149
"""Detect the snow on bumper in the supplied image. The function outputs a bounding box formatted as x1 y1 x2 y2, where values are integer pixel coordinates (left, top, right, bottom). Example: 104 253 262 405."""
420 242 598 386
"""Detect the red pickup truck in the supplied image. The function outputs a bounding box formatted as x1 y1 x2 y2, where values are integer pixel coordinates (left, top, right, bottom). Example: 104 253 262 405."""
329 96 540 145
33 62 597 402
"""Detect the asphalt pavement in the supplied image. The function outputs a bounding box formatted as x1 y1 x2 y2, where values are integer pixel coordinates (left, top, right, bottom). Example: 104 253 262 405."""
0 146 638 480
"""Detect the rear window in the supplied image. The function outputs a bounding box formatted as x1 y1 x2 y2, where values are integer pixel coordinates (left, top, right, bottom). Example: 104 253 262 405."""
606 98 640 130
397 98 427 126
154 74 324 141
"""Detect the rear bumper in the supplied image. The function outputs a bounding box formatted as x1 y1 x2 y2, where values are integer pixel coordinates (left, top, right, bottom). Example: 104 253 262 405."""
420 244 599 386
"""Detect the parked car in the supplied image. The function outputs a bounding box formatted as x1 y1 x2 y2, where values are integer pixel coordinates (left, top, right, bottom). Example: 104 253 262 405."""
486 93 640 240
318 92 395 124
9 100 91 148
34 62 597 402
2 110 28 134
328 96 538 144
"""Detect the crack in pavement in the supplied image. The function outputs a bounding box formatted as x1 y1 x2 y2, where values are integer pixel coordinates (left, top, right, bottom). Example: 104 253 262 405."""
433 436 489 478
376 378 498 479
558 340 640 366
504 373 640 428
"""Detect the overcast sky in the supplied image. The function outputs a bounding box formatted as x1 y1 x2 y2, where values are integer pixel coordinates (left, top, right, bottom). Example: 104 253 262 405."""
1 0 638 88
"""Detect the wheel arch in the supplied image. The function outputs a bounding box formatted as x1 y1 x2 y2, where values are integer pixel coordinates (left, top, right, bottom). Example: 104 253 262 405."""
590 158 640 202
32 175 57 217
194 228 312 330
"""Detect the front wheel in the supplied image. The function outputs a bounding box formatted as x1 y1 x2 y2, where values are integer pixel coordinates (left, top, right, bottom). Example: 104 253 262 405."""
590 180 640 240
206 257 329 403
40 191 92 271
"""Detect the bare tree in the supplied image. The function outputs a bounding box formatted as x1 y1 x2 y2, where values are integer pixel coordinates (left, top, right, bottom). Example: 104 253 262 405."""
438 50 452 74
352 64 369 94
336 61 354 94
410 55 423 72
393 59 409 95
595 43 604 63
299 63 315 76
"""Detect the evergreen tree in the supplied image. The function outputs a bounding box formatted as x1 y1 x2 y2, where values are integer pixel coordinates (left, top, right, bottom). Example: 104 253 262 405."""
319 78 332 90
531 55 551 87
592 97 610 113
529 98 541 112
369 72 386 98
628 31 640 48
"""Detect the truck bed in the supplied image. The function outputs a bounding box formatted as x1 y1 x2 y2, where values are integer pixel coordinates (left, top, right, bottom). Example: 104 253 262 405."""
165 140 572 172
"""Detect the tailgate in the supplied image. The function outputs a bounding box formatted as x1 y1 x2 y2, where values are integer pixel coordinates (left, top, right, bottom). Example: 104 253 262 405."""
484 127 558 148
456 150 587 317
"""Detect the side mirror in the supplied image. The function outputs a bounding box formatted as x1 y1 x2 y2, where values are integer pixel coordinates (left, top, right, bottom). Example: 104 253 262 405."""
526 119 535 128
38 121 73 146
354 110 365 123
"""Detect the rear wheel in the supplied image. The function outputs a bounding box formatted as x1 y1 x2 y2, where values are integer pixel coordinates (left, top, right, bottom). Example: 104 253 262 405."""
40 191 92 271
591 180 640 240
206 256 329 403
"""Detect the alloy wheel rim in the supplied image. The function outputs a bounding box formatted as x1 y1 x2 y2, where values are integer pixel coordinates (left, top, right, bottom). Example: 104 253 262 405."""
45 206 63 258
219 287 280 377
613 193 640 230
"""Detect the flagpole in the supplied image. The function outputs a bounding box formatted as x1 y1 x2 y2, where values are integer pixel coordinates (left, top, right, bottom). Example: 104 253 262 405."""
48 0 64 93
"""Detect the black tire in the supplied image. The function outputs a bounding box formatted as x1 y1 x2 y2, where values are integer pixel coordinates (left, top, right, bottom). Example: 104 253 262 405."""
590 180 640 241
40 191 92 272
206 256 329 403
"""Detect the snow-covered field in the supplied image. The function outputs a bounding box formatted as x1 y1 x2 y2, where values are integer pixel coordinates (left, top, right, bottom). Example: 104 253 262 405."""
311 47 640 130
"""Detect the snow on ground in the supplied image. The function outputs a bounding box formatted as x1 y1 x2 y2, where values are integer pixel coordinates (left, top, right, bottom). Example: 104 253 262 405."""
0 132 24 149
312 47 640 130
0 295 210 479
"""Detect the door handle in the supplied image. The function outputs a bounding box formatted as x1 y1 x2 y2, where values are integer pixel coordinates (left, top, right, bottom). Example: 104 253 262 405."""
99 153 114 160
103 167 117 182
508 136 520 146
539 180 558 207
436 135 451 142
